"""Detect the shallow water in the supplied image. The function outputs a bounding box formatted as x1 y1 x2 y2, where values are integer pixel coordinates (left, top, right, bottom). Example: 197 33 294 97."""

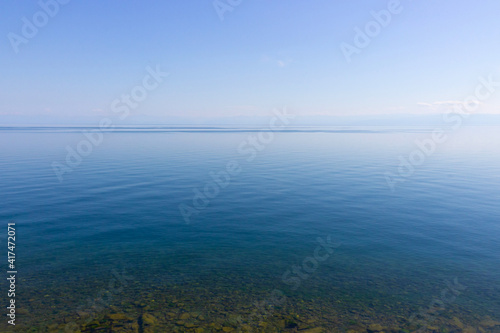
1 126 499 332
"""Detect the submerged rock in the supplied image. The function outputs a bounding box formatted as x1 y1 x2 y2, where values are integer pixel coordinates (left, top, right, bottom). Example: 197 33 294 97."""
367 323 384 332
451 316 464 329
107 313 132 321
179 312 191 320
479 317 500 328
300 328 325 333
142 313 158 326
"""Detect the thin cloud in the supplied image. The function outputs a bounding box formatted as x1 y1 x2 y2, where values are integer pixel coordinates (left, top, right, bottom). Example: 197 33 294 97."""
277 58 292 68
229 105 258 111
261 54 293 68
417 100 483 112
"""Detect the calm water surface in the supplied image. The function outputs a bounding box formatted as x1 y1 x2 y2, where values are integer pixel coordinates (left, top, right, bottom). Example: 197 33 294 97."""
0 126 499 332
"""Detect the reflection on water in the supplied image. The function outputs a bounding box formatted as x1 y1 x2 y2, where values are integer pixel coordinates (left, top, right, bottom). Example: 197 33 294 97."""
0 126 499 332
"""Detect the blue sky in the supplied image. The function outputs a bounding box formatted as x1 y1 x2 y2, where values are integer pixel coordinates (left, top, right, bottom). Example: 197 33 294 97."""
1 0 500 124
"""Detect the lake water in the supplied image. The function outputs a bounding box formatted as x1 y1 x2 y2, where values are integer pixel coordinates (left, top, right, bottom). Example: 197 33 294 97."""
1 126 499 332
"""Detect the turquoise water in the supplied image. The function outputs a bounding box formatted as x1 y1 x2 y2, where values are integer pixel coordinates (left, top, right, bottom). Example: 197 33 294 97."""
1 126 500 332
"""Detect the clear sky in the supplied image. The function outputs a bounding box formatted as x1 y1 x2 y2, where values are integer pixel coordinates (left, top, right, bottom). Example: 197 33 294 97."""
1 0 500 124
